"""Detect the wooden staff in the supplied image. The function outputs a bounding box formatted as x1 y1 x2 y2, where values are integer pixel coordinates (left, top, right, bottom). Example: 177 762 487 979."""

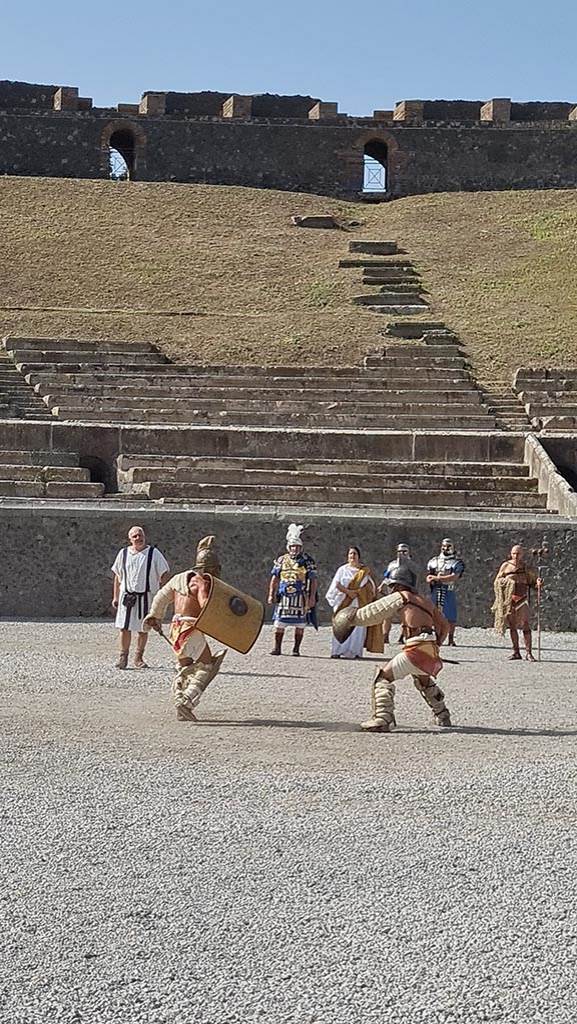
531 537 549 662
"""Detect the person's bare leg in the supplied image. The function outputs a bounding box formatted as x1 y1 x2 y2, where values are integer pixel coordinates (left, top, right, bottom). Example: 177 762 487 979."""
447 625 457 647
133 631 149 669
270 628 284 655
523 628 536 661
116 629 130 669
509 627 521 659
292 628 304 656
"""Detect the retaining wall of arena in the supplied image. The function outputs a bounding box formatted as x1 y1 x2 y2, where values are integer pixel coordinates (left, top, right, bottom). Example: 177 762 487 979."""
1 503 574 629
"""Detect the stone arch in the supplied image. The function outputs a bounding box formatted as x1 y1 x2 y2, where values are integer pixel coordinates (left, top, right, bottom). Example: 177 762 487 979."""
355 131 402 198
100 121 147 180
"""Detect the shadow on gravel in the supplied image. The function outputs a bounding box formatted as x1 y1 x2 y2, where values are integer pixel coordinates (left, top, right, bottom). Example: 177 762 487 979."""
200 717 359 733
224 671 302 679
201 719 577 737
410 725 577 737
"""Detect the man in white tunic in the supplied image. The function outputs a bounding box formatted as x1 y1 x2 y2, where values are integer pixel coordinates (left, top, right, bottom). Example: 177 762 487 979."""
111 525 170 670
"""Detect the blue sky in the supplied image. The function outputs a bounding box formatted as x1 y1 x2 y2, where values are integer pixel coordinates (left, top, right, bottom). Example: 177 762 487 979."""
2 0 575 114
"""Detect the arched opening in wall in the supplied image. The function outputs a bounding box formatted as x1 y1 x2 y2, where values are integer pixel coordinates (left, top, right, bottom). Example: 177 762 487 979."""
109 129 135 180
363 139 387 194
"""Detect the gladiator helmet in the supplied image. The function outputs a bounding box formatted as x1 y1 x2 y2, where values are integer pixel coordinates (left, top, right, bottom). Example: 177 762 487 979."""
193 535 221 577
384 564 417 591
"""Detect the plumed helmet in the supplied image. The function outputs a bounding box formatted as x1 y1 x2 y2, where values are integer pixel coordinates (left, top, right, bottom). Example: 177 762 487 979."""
286 523 304 550
193 535 221 577
384 564 417 591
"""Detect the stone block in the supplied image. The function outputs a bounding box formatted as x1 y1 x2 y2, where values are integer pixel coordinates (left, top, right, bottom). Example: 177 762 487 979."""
222 95 253 119
308 102 338 120
393 101 424 124
372 110 394 122
569 106 577 121
78 97 93 111
139 92 166 116
53 87 78 112
348 240 398 255
480 98 511 125
117 103 139 114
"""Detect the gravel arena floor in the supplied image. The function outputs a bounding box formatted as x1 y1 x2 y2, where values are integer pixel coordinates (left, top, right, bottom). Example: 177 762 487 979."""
1 622 576 1024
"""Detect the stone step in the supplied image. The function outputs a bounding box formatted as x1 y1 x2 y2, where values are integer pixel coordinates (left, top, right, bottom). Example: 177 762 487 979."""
18 362 174 377
0 450 80 467
526 403 577 418
125 466 536 492
361 274 421 286
367 305 430 315
47 394 490 416
353 293 426 306
0 465 89 482
384 322 448 337
362 267 420 278
9 349 166 365
39 385 485 405
26 370 474 389
3 336 154 353
26 361 470 379
349 240 398 255
376 344 463 359
51 406 496 429
374 283 427 294
514 369 577 385
140 481 547 509
520 391 577 403
0 480 105 498
339 258 412 269
117 455 530 479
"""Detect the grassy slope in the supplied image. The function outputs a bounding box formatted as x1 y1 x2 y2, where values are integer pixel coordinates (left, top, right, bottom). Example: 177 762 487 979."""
0 177 576 381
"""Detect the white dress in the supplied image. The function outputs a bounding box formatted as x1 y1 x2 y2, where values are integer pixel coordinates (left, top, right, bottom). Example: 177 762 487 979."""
325 564 371 659
111 545 170 631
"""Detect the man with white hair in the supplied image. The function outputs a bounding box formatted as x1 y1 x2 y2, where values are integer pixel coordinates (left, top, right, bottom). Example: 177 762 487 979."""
268 524 318 657
111 525 170 670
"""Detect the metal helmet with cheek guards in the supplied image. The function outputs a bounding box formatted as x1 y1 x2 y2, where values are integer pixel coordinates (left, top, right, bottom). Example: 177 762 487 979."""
384 565 417 591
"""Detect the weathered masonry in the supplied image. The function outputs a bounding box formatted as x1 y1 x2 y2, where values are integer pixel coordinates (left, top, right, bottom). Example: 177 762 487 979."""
2 79 577 198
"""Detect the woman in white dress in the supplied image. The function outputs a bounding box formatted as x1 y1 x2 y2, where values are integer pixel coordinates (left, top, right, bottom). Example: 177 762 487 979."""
325 547 380 659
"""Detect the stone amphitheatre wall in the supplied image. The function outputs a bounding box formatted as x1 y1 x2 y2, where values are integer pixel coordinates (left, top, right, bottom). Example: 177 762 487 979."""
1 503 575 628
3 79 577 196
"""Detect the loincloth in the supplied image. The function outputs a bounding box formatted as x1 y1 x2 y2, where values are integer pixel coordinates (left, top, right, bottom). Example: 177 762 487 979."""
388 635 443 680
169 616 207 660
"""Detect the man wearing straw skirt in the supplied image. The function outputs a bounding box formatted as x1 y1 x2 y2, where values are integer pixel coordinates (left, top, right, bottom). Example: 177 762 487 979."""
332 565 453 732
492 544 542 661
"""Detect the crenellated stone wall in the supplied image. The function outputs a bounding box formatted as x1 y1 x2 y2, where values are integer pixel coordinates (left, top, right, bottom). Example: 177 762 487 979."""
2 79 577 197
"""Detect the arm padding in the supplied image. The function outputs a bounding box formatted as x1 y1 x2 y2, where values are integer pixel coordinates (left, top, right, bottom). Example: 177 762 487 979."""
354 591 404 627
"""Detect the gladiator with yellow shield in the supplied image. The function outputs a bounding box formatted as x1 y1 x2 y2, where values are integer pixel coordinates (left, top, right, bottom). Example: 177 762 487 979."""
143 536 264 721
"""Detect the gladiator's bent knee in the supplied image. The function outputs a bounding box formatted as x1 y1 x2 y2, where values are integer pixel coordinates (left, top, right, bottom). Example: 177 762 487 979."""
413 675 452 727
172 649 227 716
360 669 396 733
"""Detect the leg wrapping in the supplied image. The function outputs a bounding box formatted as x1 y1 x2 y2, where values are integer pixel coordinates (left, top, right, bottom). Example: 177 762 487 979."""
413 675 452 726
360 670 396 732
172 650 226 711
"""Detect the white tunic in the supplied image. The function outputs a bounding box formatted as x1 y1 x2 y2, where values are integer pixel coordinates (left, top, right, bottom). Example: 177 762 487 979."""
325 564 371 659
111 545 170 631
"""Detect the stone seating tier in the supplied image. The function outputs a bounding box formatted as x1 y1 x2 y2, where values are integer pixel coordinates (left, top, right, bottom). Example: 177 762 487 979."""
0 449 104 498
3 335 497 431
513 367 577 428
115 453 546 512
